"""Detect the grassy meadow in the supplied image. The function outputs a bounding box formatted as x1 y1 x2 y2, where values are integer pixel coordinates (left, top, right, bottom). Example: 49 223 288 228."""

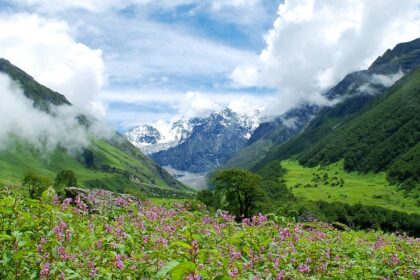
282 160 420 214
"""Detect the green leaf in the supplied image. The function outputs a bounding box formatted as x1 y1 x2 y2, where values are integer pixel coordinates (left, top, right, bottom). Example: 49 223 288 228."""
213 276 232 280
169 261 196 280
170 240 192 250
0 234 13 241
156 260 180 279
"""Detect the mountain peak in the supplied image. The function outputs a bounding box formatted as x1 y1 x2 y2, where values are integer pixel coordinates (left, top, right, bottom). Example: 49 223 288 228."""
0 58 71 112
368 37 420 73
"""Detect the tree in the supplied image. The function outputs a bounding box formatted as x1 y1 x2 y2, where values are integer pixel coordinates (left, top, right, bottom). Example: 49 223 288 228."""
212 169 264 219
54 170 77 197
196 189 222 209
22 172 50 199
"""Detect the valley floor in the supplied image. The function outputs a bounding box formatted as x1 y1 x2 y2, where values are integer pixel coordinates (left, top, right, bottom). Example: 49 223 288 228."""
283 160 420 214
0 191 418 279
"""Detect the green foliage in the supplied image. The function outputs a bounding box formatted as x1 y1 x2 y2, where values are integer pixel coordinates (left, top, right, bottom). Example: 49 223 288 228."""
298 69 420 188
0 59 191 197
0 138 193 197
22 172 50 199
0 58 70 112
196 189 222 210
255 68 420 189
54 170 77 197
211 169 264 218
282 160 420 214
0 191 418 279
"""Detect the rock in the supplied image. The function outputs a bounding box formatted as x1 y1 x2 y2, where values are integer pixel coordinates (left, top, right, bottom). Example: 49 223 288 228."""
64 187 141 213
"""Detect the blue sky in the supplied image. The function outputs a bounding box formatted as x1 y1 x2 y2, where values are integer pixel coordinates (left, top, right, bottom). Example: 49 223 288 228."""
0 0 283 131
0 0 418 132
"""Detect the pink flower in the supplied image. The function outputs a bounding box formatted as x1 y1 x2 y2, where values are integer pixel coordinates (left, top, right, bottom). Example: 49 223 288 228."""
40 262 50 278
254 213 267 225
276 270 285 280
187 273 201 280
202 216 212 224
230 251 242 260
65 230 72 242
390 254 399 265
61 198 72 211
95 240 103 249
298 264 310 273
52 195 60 205
320 263 328 271
228 268 239 277
89 267 97 277
57 245 68 260
115 254 123 269
104 224 112 234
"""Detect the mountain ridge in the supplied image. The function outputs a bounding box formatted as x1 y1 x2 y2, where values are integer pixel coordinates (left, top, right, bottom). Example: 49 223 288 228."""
0 59 191 196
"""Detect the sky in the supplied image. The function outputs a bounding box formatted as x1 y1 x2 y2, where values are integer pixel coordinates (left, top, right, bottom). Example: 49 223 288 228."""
0 0 419 132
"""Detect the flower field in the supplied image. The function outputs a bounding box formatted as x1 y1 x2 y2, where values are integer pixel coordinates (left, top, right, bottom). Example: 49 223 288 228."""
0 189 419 279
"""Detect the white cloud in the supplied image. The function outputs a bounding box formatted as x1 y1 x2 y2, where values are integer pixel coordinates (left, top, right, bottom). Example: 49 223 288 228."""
178 91 222 118
230 64 260 87
13 0 203 13
231 0 420 112
12 0 276 30
0 13 105 116
0 73 89 151
104 87 276 130
83 14 256 87
371 70 404 87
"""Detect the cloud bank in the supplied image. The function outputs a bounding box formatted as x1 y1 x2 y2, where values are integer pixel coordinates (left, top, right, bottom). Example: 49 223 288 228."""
0 13 105 117
0 73 110 152
231 0 420 113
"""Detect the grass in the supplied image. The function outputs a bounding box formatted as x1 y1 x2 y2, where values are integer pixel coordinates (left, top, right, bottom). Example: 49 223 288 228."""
282 160 420 214
0 139 191 195
1 192 418 279
149 197 188 206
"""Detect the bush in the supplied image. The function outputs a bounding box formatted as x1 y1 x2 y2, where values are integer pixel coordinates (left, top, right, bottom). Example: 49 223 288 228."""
54 170 77 197
22 172 50 199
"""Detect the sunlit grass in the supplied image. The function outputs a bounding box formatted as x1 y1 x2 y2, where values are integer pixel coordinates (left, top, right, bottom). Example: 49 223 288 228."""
283 160 420 214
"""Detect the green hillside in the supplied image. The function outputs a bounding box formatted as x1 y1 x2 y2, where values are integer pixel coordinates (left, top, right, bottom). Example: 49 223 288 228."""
298 68 420 189
0 138 191 196
0 59 192 197
256 68 420 190
283 160 419 214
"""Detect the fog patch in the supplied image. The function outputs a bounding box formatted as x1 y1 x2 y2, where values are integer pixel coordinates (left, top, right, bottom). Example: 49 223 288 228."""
371 70 404 87
0 73 111 153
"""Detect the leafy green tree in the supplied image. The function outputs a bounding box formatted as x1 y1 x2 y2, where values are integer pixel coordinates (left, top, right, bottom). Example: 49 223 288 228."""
212 169 264 219
22 172 50 199
54 170 77 197
196 189 222 209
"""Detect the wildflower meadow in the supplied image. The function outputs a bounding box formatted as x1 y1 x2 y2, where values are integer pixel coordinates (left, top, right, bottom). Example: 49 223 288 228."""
0 189 418 279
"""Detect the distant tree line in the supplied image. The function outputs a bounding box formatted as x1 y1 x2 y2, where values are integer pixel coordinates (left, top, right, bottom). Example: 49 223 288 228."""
197 161 420 236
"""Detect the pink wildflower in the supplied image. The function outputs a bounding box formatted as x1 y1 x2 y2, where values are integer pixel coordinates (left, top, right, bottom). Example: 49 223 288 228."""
40 262 50 278
228 268 239 277
230 251 242 260
115 254 123 269
298 264 310 273
276 270 285 280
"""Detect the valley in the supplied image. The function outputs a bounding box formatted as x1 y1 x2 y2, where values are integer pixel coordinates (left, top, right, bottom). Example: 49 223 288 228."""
0 2 419 279
283 160 419 214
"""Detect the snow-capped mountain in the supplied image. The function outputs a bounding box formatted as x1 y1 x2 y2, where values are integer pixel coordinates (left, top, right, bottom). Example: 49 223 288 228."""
124 120 194 154
125 108 263 173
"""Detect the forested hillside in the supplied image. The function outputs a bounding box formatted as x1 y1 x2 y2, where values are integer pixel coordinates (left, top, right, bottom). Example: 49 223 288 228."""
253 39 420 189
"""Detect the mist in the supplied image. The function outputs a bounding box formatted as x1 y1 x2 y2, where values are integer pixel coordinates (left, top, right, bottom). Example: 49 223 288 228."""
0 73 111 153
